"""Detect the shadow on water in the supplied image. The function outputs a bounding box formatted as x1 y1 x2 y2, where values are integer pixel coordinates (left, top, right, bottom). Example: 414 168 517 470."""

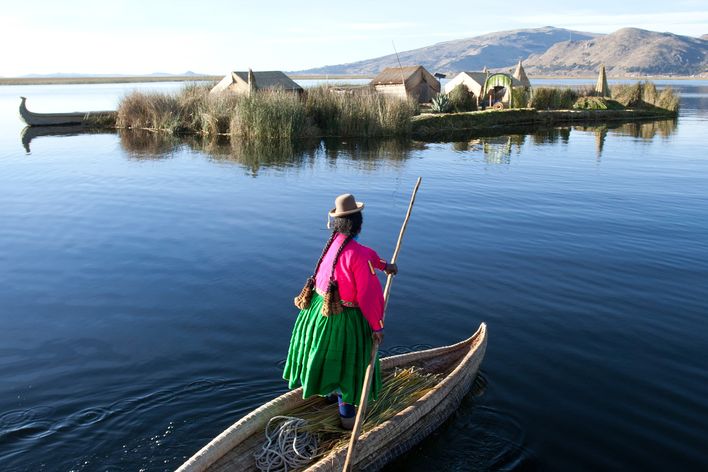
385 373 539 472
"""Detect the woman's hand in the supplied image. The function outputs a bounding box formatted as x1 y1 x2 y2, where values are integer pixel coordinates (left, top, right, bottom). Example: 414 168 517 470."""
384 263 398 276
372 331 384 345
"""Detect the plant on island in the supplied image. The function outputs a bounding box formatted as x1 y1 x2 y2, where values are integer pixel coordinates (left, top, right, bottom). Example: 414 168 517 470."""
430 93 452 113
448 84 477 112
116 84 419 140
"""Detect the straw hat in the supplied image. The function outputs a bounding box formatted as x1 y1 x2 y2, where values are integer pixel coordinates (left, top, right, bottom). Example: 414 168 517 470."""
329 193 364 217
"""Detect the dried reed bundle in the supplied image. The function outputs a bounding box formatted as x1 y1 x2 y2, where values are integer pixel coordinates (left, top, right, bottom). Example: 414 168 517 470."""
285 366 441 452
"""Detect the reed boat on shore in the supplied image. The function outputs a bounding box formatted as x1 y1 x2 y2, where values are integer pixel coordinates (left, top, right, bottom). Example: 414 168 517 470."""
177 322 487 472
18 96 116 126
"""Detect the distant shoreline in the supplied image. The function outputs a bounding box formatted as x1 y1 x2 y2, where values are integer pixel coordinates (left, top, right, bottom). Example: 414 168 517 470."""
0 74 372 86
2 73 705 87
0 75 222 86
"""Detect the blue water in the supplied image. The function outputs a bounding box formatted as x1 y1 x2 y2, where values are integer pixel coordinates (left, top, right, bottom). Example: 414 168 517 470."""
0 80 707 471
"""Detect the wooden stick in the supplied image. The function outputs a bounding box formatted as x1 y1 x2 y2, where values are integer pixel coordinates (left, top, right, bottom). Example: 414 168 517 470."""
343 177 422 472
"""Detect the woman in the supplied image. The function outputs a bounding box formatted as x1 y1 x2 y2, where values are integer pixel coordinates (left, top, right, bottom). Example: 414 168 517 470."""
283 193 398 429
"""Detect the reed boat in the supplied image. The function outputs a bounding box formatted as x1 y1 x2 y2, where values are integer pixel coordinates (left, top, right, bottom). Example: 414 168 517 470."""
177 322 487 472
18 96 116 126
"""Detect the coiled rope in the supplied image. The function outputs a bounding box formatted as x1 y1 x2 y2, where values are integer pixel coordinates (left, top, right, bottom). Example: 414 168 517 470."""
254 416 320 472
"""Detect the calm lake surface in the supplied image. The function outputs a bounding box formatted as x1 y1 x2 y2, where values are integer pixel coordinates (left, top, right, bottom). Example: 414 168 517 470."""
1 80 707 471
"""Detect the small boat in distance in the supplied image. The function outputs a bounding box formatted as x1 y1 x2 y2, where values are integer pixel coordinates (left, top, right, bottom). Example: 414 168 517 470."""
177 323 488 472
19 96 116 127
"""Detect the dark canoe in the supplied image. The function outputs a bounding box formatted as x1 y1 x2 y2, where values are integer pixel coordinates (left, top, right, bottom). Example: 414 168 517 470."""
19 96 116 126
177 323 488 472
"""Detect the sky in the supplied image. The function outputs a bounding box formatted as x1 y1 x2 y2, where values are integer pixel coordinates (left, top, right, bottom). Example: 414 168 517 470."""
1 0 706 77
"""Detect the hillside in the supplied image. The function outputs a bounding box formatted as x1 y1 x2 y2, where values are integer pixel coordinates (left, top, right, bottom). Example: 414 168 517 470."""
298 27 707 77
524 28 708 76
300 27 598 75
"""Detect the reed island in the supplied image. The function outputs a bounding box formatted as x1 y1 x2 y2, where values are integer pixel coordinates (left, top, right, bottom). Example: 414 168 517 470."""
45 65 680 143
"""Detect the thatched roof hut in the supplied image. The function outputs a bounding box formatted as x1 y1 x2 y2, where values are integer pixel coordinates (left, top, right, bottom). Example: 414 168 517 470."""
483 73 517 108
210 70 303 95
445 71 526 108
370 66 440 103
443 71 488 97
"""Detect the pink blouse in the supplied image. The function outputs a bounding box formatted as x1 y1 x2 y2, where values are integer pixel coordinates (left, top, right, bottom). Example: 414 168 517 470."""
315 233 388 332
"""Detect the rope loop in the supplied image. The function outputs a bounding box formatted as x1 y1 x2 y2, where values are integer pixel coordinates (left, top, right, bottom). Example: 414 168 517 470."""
254 416 320 472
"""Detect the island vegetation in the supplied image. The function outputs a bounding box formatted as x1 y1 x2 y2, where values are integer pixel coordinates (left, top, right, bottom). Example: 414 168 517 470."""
112 80 679 142
116 84 418 140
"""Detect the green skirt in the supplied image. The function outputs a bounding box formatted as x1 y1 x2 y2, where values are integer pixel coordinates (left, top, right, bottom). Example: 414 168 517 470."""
283 292 381 405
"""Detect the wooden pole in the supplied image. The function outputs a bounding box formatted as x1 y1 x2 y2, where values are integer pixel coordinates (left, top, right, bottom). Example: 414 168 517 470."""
342 177 422 472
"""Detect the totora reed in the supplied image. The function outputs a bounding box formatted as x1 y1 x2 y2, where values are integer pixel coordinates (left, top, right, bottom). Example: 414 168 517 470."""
116 84 418 141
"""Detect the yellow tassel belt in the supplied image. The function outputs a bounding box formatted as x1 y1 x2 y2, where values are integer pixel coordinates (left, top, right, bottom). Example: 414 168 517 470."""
315 288 359 308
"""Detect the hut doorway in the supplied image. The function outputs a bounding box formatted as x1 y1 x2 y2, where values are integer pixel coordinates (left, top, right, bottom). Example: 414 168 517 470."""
488 86 508 107
483 73 514 109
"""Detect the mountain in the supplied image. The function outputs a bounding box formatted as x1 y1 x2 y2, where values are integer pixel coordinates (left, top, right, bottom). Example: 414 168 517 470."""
702 34 708 40
524 28 708 76
300 27 598 75
298 27 707 77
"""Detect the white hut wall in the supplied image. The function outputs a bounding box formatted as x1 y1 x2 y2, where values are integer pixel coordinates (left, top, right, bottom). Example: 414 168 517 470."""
209 74 236 94
374 84 409 100
444 75 482 97
443 74 465 94
227 81 251 95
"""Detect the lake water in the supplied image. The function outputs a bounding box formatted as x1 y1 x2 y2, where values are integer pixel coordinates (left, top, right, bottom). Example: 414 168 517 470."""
1 80 707 471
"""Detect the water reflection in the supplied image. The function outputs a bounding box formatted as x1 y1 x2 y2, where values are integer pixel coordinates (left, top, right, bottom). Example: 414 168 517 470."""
448 118 679 164
117 131 419 175
20 117 678 170
452 135 526 165
609 118 677 140
531 127 571 145
119 129 181 159
21 125 112 154
576 118 678 158
192 136 320 175
320 137 422 169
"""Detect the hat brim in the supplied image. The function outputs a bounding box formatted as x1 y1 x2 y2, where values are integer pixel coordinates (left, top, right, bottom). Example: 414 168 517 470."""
329 202 364 217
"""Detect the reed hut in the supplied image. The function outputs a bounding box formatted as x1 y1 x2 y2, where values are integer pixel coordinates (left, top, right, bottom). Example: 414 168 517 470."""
443 71 488 98
210 69 303 95
595 65 609 97
482 73 526 108
445 70 527 108
370 66 440 103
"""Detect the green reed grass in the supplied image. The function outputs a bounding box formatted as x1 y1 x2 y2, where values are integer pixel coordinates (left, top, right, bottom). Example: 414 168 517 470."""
117 84 418 141
573 96 625 110
116 91 182 132
610 81 679 112
305 86 417 137
511 87 531 109
529 87 579 110
230 89 311 141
